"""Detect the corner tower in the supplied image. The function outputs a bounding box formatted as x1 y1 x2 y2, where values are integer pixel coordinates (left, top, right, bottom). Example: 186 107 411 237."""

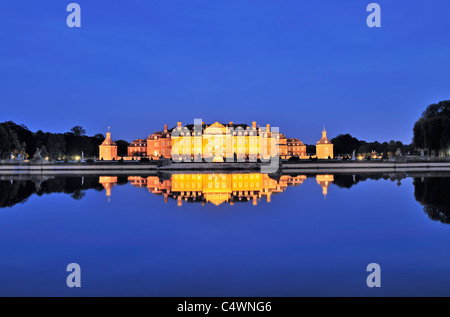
316 127 333 159
99 127 118 160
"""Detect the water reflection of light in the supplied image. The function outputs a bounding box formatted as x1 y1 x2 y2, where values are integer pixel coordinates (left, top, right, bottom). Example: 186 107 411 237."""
99 176 118 202
100 173 334 206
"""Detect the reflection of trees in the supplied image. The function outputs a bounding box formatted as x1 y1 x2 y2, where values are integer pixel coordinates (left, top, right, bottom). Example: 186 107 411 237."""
333 174 361 188
414 177 450 224
0 177 105 208
71 190 86 200
36 177 104 196
333 173 404 189
0 180 36 208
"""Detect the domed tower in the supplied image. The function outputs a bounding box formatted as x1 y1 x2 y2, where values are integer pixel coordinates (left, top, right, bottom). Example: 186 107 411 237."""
316 126 333 159
99 127 118 160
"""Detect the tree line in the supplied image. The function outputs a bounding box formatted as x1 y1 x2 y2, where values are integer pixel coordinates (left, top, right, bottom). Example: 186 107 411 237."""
0 121 129 160
326 134 414 157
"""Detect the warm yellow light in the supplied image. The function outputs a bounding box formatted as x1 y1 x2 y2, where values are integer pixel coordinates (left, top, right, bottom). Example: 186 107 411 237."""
45 157 49 160
75 156 81 161
358 156 363 160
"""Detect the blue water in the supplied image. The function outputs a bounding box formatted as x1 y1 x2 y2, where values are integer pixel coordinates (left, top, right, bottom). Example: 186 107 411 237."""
0 174 449 296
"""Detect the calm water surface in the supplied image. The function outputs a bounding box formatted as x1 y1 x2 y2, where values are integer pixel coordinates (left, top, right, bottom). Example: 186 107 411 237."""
0 172 449 296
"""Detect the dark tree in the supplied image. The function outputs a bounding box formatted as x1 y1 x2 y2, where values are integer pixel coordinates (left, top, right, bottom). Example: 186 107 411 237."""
413 100 450 154
116 140 130 156
0 121 35 158
306 144 316 155
47 134 66 159
70 126 87 137
414 177 450 224
40 145 49 159
0 126 11 159
331 134 361 156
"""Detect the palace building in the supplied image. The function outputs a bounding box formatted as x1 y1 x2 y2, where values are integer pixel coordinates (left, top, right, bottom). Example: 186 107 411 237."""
100 121 333 160
99 128 118 160
127 121 279 161
127 139 147 157
171 121 276 162
287 138 306 157
147 124 172 158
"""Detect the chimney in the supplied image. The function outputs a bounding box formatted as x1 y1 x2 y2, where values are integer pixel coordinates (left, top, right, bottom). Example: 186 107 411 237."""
229 121 233 127
252 121 256 129
164 124 168 132
266 124 270 132
202 121 205 125
177 121 182 128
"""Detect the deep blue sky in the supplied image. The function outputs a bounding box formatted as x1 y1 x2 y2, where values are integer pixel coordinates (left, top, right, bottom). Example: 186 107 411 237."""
1 1 449 144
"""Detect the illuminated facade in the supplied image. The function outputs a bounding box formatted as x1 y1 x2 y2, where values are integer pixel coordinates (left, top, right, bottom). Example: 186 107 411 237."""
127 121 280 161
128 139 147 157
279 134 288 159
316 128 334 159
169 121 276 161
287 138 307 157
99 128 118 160
147 124 172 158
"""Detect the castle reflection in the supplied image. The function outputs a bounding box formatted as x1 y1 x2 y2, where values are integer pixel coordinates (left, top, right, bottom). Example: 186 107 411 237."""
99 176 118 202
99 173 334 206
